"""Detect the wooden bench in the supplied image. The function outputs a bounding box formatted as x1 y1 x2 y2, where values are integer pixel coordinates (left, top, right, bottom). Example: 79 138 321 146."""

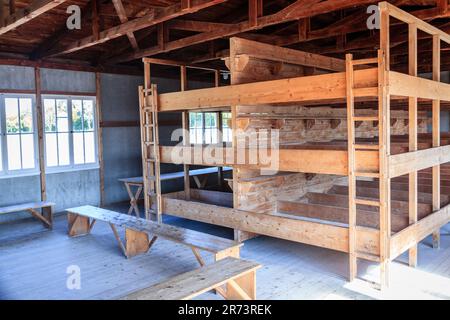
119 167 232 216
66 205 242 263
121 257 261 300
0 201 55 229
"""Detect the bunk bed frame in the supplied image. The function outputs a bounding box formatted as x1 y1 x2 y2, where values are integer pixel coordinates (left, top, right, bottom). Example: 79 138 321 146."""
138 2 450 288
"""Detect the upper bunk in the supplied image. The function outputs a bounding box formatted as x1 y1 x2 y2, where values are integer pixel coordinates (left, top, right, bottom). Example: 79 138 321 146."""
147 2 450 113
142 2 450 177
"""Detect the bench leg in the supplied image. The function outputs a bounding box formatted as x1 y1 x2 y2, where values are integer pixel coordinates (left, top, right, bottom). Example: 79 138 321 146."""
42 206 53 229
225 271 256 300
68 213 90 237
28 208 52 229
125 229 149 258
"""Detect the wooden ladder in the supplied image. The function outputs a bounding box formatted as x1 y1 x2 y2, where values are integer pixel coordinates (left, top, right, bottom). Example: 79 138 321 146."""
346 54 382 283
139 84 162 223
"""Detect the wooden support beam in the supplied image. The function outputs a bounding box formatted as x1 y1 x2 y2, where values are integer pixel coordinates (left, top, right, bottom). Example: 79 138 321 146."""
156 68 378 111
8 0 14 15
230 37 345 71
111 0 139 50
110 0 384 63
408 23 418 267
35 67 46 202
432 34 441 249
96 72 105 207
92 0 100 41
0 0 68 35
47 0 227 57
181 65 190 201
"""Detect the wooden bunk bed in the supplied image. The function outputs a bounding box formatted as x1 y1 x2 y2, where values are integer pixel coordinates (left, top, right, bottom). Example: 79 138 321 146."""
138 2 450 289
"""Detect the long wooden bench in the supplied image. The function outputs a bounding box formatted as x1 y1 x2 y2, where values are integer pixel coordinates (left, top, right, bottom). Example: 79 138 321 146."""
0 201 55 229
66 205 242 263
121 257 261 300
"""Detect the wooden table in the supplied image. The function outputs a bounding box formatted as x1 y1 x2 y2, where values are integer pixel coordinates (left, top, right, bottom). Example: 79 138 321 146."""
119 167 232 216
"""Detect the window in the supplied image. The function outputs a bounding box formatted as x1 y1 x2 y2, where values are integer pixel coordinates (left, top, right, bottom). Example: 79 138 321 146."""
0 95 37 175
189 112 218 144
221 112 232 143
188 112 233 144
43 96 97 170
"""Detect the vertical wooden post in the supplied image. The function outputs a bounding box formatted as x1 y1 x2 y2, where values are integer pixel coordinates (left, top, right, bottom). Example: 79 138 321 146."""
249 0 258 27
181 66 190 200
408 23 418 267
92 0 100 41
0 0 4 27
35 67 46 202
96 72 105 207
432 34 441 249
378 4 391 289
8 0 14 15
215 69 223 188
346 54 357 281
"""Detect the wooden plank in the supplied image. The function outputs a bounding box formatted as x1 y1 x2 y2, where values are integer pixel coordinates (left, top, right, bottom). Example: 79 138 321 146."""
163 198 380 256
125 229 149 258
390 203 450 260
158 146 378 176
346 53 357 281
157 68 378 111
96 73 105 206
389 145 450 178
121 257 260 300
230 37 345 71
277 201 409 233
180 65 190 201
408 23 418 267
0 201 55 214
66 206 241 254
432 34 441 249
0 0 68 35
389 71 450 102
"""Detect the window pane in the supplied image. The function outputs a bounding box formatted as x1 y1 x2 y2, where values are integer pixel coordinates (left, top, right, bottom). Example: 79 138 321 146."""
57 117 69 132
196 113 203 128
189 113 195 128
21 134 35 169
57 99 68 117
83 100 94 131
45 133 58 167
44 99 56 132
84 132 95 163
5 98 19 133
58 133 70 166
190 131 196 144
19 98 33 133
72 101 83 132
73 132 84 164
7 135 21 170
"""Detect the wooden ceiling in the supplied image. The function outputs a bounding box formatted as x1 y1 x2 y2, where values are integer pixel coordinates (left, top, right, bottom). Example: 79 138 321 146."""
0 0 449 76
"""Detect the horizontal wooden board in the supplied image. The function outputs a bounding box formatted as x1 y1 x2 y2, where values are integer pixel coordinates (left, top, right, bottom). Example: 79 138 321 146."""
122 257 260 300
156 68 378 111
163 198 380 255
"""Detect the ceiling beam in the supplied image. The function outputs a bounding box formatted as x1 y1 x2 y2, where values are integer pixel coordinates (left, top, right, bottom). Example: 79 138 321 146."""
111 0 139 50
0 0 68 35
46 0 228 57
109 0 384 63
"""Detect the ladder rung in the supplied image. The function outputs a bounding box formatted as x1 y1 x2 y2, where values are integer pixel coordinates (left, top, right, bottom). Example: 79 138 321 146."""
144 124 154 128
145 141 155 145
353 116 378 122
355 171 380 178
354 144 379 150
352 58 378 66
147 176 156 182
355 198 380 207
146 158 158 162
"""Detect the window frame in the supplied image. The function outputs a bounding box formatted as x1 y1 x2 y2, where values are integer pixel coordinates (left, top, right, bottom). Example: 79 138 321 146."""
42 95 99 174
0 93 39 178
189 111 220 145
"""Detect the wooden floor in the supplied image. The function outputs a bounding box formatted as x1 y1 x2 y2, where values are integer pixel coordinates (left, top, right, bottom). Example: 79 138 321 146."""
1 202 450 300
